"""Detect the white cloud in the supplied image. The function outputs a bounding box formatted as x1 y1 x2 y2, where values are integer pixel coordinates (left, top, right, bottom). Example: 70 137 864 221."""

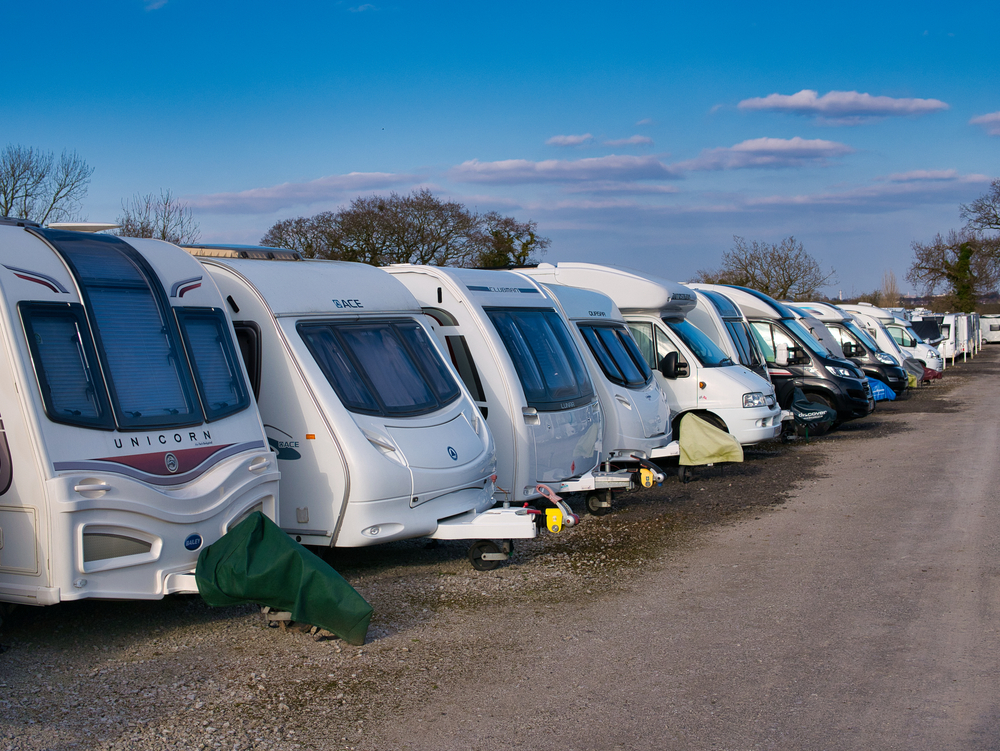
144 0 168 9
677 137 854 171
546 134 594 146
635 118 654 126
879 169 961 183
348 3 377 11
604 135 654 147
450 155 679 184
970 112 1000 136
561 181 679 195
738 89 949 124
187 172 418 214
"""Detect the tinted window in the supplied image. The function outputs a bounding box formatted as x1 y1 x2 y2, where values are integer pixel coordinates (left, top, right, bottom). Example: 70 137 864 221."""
579 324 649 388
725 320 763 368
176 308 251 421
298 319 461 417
20 303 112 428
486 308 594 411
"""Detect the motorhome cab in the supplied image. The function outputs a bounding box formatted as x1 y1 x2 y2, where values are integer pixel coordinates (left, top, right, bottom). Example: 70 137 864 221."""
521 265 782 445
788 302 909 396
185 248 534 563
684 287 769 381
839 303 940 375
885 317 944 371
697 285 874 425
537 282 670 513
0 223 279 607
385 265 627 507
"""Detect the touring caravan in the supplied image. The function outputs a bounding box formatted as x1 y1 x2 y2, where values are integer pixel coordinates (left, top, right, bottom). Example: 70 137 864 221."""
683 288 769 381
185 248 537 568
694 285 874 424
0 223 280 608
788 302 909 395
981 314 1000 344
538 282 670 513
385 265 634 509
519 264 782 445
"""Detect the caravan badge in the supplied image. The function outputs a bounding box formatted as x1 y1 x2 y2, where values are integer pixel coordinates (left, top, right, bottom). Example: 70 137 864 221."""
164 453 179 473
184 534 203 551
448 446 458 461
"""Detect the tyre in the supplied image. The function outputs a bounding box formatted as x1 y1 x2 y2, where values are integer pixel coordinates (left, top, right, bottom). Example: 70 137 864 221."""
467 540 502 571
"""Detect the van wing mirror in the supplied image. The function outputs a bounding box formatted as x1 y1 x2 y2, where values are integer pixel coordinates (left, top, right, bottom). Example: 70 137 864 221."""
842 341 860 358
659 351 679 379
788 346 810 365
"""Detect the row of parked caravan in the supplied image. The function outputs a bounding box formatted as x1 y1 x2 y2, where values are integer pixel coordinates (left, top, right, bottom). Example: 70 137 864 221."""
0 220 952 613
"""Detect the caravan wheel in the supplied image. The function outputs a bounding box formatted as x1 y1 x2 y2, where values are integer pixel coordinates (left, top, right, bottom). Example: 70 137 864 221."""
468 540 502 571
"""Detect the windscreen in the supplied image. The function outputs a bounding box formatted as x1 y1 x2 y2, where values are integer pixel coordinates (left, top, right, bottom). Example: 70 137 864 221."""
298 319 461 417
486 308 594 411
578 323 651 388
724 319 765 369
663 319 733 367
784 318 834 357
843 321 879 351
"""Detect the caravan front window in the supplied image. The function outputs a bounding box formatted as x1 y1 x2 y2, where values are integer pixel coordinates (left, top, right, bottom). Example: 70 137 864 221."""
578 324 650 388
20 303 112 428
33 230 203 430
298 319 461 417
663 319 732 367
175 308 251 421
486 308 594 411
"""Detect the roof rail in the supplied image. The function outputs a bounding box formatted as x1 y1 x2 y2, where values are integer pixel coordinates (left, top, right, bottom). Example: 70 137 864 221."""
0 216 41 228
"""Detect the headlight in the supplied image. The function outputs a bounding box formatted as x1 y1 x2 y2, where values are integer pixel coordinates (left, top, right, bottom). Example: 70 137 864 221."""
743 392 766 408
876 352 898 365
827 366 854 378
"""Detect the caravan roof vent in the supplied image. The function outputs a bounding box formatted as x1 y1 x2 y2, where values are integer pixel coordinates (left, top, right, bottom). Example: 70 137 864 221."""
182 244 303 261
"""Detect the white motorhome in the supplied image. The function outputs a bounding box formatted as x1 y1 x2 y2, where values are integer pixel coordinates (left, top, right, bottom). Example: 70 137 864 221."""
981 314 1000 344
838 302 943 371
520 265 782 445
538 283 670 513
683 288 769 382
839 303 933 377
0 223 280 608
385 265 633 508
186 249 536 569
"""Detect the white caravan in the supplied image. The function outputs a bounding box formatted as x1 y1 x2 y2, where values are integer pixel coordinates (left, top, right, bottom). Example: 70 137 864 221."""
520 265 782 445
386 265 633 507
538 283 670 513
981 314 1000 344
0 223 280 608
186 249 536 567
683 288 770 382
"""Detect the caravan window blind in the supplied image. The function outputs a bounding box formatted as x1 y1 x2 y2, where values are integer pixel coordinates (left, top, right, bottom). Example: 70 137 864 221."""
176 308 251 421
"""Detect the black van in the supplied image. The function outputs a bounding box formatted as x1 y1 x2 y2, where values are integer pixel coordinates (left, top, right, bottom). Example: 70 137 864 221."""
715 286 874 424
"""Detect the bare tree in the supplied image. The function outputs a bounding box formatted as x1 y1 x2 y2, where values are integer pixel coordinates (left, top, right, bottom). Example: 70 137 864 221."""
114 190 200 244
905 229 1000 313
0 145 93 224
961 178 1000 233
880 269 901 308
261 189 550 268
694 236 835 300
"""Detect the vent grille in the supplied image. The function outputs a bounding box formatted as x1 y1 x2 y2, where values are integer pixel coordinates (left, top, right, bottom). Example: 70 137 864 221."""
82 533 152 562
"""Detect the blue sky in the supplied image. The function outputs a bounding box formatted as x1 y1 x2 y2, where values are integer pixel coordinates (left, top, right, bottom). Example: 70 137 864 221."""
4 1 998 296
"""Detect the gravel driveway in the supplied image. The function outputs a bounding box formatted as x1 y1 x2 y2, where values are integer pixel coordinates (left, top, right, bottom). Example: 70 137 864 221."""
1 350 993 750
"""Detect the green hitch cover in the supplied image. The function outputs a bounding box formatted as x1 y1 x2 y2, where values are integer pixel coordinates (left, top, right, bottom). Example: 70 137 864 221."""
196 512 372 645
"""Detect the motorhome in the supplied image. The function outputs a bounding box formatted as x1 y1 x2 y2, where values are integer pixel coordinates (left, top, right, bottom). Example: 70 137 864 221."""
537 282 670 513
0 223 280 608
788 302 909 395
385 265 634 508
839 304 933 378
186 248 536 569
684 287 769 381
695 285 874 424
519 265 782 445
838 303 943 372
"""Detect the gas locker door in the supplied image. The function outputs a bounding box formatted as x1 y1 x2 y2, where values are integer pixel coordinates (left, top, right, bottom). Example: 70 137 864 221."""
531 400 601 485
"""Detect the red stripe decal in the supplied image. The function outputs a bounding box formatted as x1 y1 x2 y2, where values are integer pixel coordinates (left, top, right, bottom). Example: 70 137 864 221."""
94 444 233 476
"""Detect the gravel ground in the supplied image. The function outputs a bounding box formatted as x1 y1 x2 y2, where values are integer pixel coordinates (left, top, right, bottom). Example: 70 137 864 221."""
0 351 988 751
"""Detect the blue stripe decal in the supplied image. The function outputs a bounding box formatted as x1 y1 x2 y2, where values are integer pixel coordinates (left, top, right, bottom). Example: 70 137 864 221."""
53 440 265 487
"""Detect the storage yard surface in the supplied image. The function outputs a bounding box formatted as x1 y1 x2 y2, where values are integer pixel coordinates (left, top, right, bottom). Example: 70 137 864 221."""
2 350 998 751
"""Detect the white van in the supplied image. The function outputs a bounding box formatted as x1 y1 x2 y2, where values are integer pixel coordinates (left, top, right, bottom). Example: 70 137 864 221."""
538 282 670 513
520 265 782 445
838 303 943 371
839 304 932 378
186 249 536 568
385 265 633 509
0 222 280 608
